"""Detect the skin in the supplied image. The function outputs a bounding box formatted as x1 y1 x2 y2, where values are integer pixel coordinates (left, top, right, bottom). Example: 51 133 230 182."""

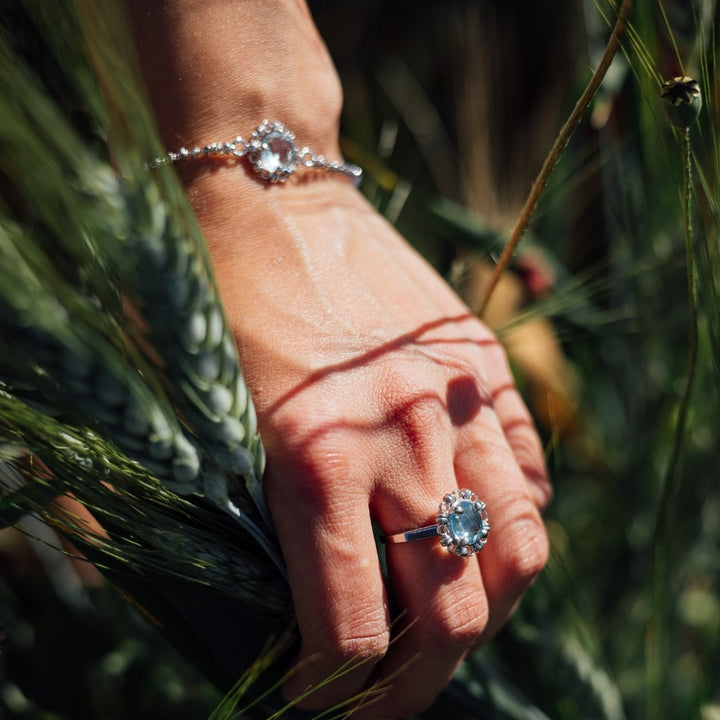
125 1 551 716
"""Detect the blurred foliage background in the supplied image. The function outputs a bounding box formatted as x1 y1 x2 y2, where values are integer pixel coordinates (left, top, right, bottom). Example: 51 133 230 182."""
1 0 719 718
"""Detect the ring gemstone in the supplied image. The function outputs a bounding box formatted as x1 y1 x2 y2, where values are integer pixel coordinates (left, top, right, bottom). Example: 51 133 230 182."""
437 489 490 557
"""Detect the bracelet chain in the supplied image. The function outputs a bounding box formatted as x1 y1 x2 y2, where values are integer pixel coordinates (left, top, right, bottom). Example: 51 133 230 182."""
150 120 362 185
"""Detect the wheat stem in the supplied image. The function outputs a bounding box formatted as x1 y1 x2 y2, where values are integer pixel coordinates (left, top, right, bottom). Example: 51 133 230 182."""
479 0 635 316
646 125 698 720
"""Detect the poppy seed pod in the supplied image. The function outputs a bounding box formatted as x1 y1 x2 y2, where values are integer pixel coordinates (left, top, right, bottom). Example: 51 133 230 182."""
661 76 702 128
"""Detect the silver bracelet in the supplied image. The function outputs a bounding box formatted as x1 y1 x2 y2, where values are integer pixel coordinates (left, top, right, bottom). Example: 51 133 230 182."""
150 120 362 185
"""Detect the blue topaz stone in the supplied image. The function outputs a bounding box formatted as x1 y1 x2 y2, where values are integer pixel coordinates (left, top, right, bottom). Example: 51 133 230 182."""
448 500 483 543
437 489 490 557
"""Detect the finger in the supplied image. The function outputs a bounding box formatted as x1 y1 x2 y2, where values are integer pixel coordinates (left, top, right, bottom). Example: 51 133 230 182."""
364 466 488 717
358 539 487 718
264 443 389 710
454 417 549 641
478 339 552 509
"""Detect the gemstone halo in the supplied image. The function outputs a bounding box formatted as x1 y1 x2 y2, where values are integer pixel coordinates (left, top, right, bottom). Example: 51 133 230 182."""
436 489 490 557
246 121 299 182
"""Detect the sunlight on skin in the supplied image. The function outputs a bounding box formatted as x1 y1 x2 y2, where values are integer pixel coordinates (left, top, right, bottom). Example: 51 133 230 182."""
125 1 550 716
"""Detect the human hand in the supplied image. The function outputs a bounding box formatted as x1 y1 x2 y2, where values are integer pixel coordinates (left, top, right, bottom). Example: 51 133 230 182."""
125 2 550 716
200 176 551 718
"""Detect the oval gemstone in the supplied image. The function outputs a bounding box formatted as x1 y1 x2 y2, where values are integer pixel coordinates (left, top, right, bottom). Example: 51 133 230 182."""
448 500 484 544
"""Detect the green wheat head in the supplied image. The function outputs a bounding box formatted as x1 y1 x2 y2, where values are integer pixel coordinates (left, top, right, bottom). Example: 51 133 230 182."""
0 1 290 616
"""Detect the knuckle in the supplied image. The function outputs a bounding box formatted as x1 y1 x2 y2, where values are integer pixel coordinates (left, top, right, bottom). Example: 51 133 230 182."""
292 440 345 497
427 591 489 647
532 477 554 510
268 424 355 507
378 372 448 448
329 618 390 666
501 513 550 589
501 424 553 507
299 598 389 670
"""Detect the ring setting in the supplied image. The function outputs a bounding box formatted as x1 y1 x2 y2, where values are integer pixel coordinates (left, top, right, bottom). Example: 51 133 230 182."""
383 489 490 557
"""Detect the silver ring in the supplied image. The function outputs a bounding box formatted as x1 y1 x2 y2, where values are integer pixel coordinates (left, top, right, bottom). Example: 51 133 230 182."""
382 489 490 557
150 120 363 186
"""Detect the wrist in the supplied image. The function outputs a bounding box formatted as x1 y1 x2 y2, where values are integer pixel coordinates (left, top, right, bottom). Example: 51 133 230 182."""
126 0 366 364
126 0 343 156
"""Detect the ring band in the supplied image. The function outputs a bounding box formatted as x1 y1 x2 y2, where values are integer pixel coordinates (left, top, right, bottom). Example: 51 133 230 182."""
149 120 363 185
382 489 490 557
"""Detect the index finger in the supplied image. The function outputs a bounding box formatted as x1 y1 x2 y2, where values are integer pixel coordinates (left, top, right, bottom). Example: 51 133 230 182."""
264 438 389 711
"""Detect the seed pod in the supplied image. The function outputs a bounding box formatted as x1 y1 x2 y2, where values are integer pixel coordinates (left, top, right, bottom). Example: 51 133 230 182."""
661 76 702 128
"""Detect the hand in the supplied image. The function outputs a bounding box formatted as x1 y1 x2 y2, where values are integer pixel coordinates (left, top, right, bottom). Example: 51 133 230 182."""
125 2 550 716
202 177 551 718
